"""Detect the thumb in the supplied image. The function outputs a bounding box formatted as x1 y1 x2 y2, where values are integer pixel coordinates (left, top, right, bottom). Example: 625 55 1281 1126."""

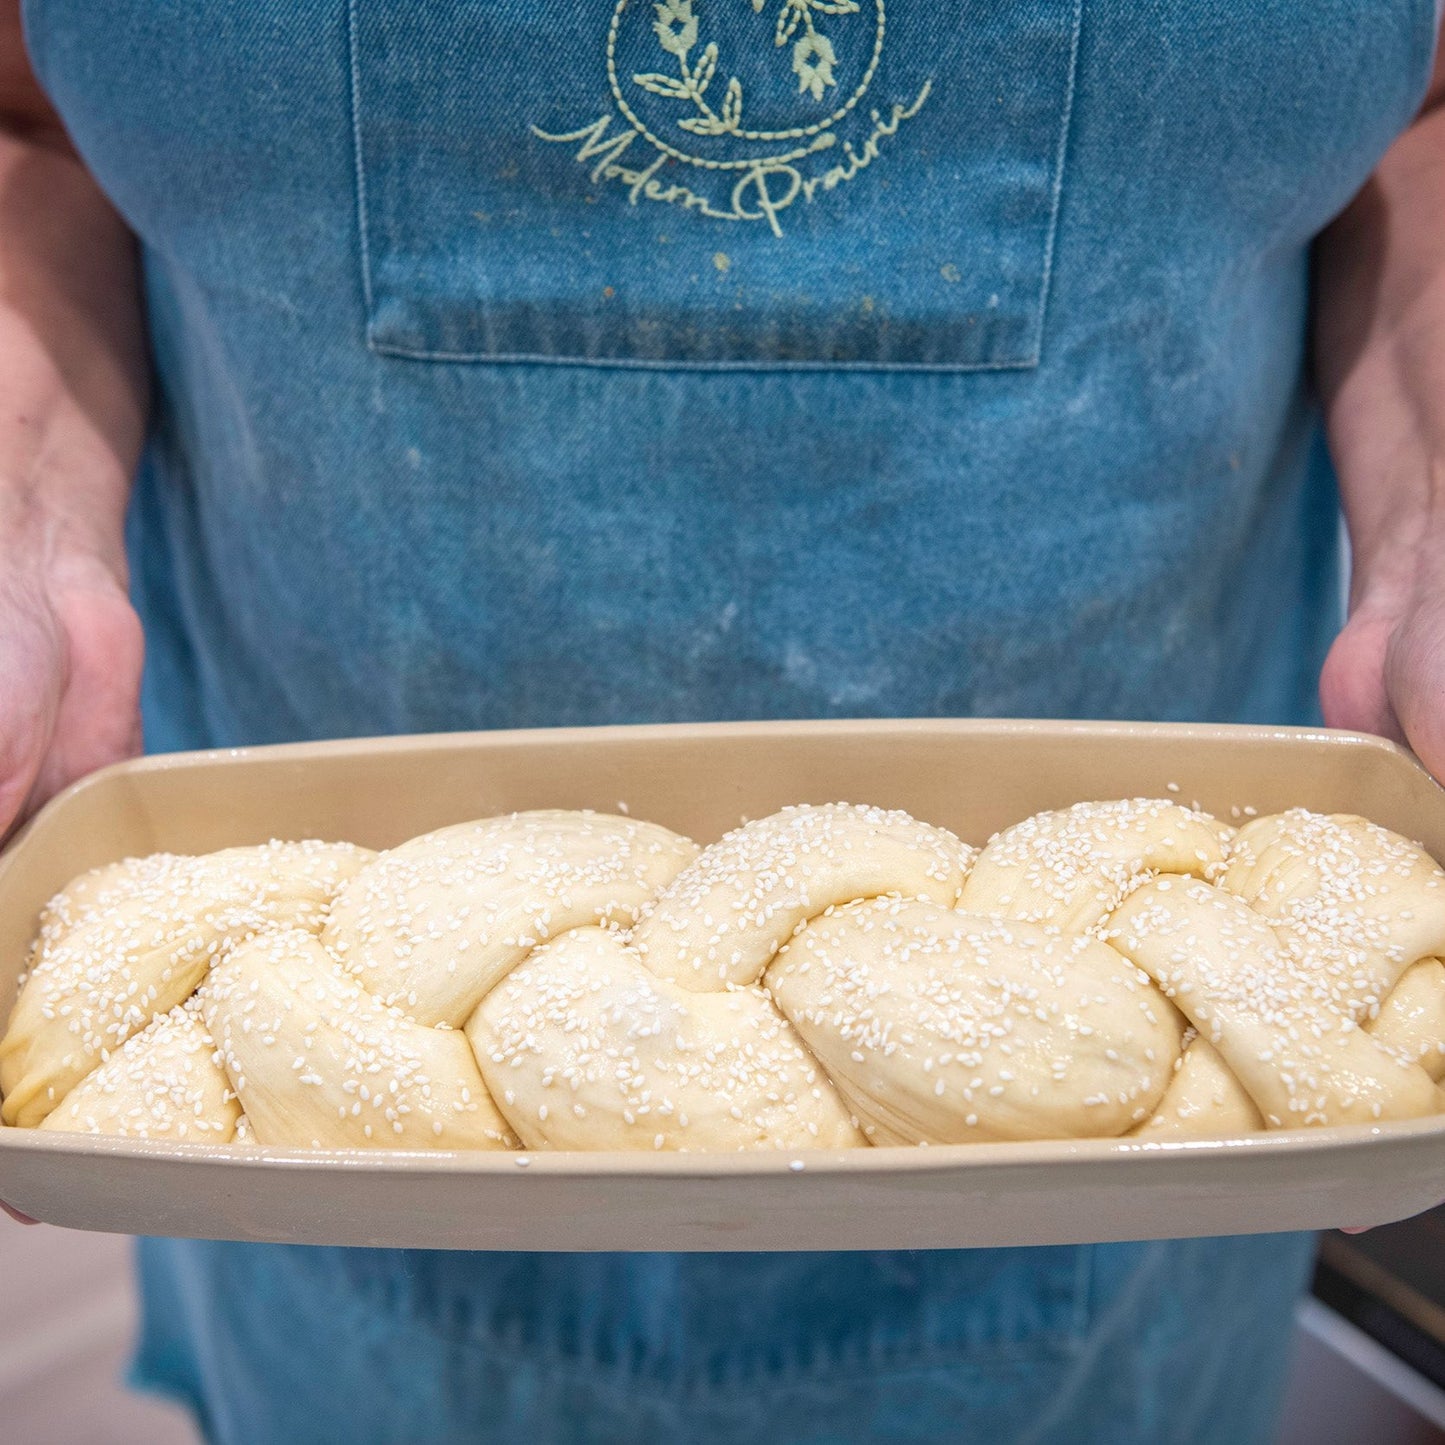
26 575 144 810
0 577 65 836
1320 604 1407 743
1382 600 1445 783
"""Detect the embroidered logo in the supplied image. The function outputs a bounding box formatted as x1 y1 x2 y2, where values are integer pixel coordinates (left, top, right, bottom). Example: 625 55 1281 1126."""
533 0 931 236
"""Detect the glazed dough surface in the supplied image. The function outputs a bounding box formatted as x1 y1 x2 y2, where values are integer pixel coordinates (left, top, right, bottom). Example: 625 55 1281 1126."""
205 929 515 1150
324 811 698 1025
959 798 1229 932
40 996 240 1143
5 795 1445 1151
633 803 973 990
0 841 372 1128
470 926 863 1151
767 896 1183 1143
1111 877 1444 1128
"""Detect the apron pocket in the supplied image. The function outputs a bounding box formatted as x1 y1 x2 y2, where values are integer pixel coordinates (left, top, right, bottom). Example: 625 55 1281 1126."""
349 0 1081 369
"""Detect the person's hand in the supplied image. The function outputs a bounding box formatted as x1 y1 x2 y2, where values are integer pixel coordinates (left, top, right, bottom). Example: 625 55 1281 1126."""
0 504 143 837
0 512 140 1227
1320 534 1445 1237
1313 27 1445 777
0 4 151 1225
1320 536 1445 777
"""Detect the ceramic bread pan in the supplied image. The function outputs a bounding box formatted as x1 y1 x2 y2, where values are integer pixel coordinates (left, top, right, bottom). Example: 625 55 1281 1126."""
3 719 1445 1251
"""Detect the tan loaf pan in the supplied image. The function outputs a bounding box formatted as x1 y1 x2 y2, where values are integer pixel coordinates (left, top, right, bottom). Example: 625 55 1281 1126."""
3 718 1445 1251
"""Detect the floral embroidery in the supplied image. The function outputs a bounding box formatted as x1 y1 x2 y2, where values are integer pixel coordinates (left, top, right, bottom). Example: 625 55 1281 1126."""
532 0 932 236
774 0 858 99
632 0 860 136
653 0 698 54
791 31 836 100
633 0 747 136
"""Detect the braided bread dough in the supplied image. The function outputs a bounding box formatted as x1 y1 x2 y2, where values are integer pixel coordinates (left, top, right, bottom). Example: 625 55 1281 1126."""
39 997 240 1143
4 798 1445 1151
958 798 1229 931
632 803 972 989
470 926 863 1150
205 929 515 1149
323 811 699 1024
0 841 372 1127
768 897 1183 1144
1112 878 1443 1128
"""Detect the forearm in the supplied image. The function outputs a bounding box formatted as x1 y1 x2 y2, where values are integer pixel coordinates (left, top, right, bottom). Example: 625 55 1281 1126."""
1315 57 1445 601
1313 39 1445 761
0 58 146 571
0 7 147 828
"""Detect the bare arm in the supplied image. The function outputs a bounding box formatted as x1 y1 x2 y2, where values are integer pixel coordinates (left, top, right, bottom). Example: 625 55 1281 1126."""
1316 34 1445 771
0 0 147 830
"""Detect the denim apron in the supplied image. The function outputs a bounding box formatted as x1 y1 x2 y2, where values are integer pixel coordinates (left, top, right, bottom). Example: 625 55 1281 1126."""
21 0 1441 1439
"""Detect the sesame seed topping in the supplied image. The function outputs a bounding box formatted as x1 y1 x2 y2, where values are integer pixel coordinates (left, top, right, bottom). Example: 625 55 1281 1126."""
7 798 1445 1155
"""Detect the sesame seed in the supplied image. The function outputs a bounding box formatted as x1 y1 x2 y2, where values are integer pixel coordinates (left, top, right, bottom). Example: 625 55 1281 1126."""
11 797 1445 1157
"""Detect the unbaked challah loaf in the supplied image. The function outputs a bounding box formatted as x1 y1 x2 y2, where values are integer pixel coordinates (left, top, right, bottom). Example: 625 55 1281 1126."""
0 840 373 1128
4 797 1445 1152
